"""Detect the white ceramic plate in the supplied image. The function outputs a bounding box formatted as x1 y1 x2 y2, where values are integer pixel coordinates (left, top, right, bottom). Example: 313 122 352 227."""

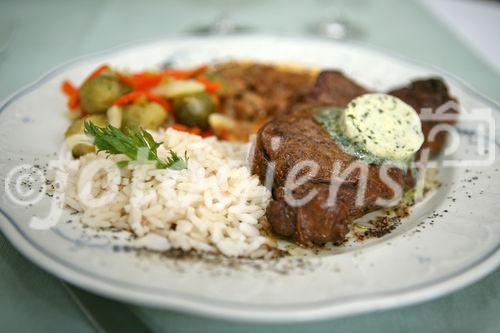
0 35 499 322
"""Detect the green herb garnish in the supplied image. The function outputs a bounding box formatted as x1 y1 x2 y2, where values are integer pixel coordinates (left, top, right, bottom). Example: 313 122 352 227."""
84 121 188 170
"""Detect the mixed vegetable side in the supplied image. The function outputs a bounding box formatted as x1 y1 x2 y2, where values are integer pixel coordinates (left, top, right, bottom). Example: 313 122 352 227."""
61 64 223 157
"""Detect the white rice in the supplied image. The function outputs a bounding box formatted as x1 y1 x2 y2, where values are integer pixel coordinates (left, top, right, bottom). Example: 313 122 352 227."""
62 128 274 257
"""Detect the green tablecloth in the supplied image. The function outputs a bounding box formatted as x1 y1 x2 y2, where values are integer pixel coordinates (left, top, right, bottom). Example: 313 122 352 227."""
0 0 498 332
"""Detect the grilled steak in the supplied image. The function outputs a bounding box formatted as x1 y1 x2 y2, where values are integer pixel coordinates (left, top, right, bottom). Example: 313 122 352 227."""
307 70 369 107
251 71 456 244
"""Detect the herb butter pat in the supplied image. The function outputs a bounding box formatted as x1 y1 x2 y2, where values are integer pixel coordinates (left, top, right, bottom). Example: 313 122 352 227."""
340 93 424 161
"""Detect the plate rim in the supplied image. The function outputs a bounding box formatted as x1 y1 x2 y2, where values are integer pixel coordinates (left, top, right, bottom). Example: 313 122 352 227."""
0 34 499 322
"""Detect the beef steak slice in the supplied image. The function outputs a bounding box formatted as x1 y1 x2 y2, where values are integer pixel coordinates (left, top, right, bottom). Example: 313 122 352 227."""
252 110 411 244
251 71 456 245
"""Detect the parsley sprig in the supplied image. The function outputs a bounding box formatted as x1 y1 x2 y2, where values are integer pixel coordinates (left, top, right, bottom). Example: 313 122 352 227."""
84 121 188 170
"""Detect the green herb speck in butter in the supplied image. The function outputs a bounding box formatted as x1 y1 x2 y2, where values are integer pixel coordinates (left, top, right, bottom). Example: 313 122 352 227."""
314 108 401 167
341 93 424 161
314 93 424 169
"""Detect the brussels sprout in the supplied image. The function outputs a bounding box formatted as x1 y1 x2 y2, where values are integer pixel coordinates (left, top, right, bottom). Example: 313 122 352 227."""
80 74 130 114
121 101 167 130
173 92 215 130
64 114 108 157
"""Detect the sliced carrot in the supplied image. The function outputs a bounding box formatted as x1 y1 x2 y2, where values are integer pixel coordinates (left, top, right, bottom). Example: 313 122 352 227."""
201 129 214 138
170 123 206 136
144 92 171 111
63 64 210 115
196 76 221 93
113 91 145 106
61 80 80 109
113 91 171 112
130 73 163 90
68 94 80 109
189 127 202 135
217 129 231 141
87 64 110 80
171 123 190 132
115 65 208 90
116 72 163 90
162 65 208 80
115 72 136 87
61 80 77 96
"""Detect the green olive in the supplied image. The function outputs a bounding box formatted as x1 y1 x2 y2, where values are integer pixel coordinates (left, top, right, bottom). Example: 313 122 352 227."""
65 115 108 157
79 74 130 114
173 92 215 130
121 101 167 130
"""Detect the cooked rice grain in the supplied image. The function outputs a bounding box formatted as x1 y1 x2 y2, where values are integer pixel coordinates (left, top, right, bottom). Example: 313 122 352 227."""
63 128 273 257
